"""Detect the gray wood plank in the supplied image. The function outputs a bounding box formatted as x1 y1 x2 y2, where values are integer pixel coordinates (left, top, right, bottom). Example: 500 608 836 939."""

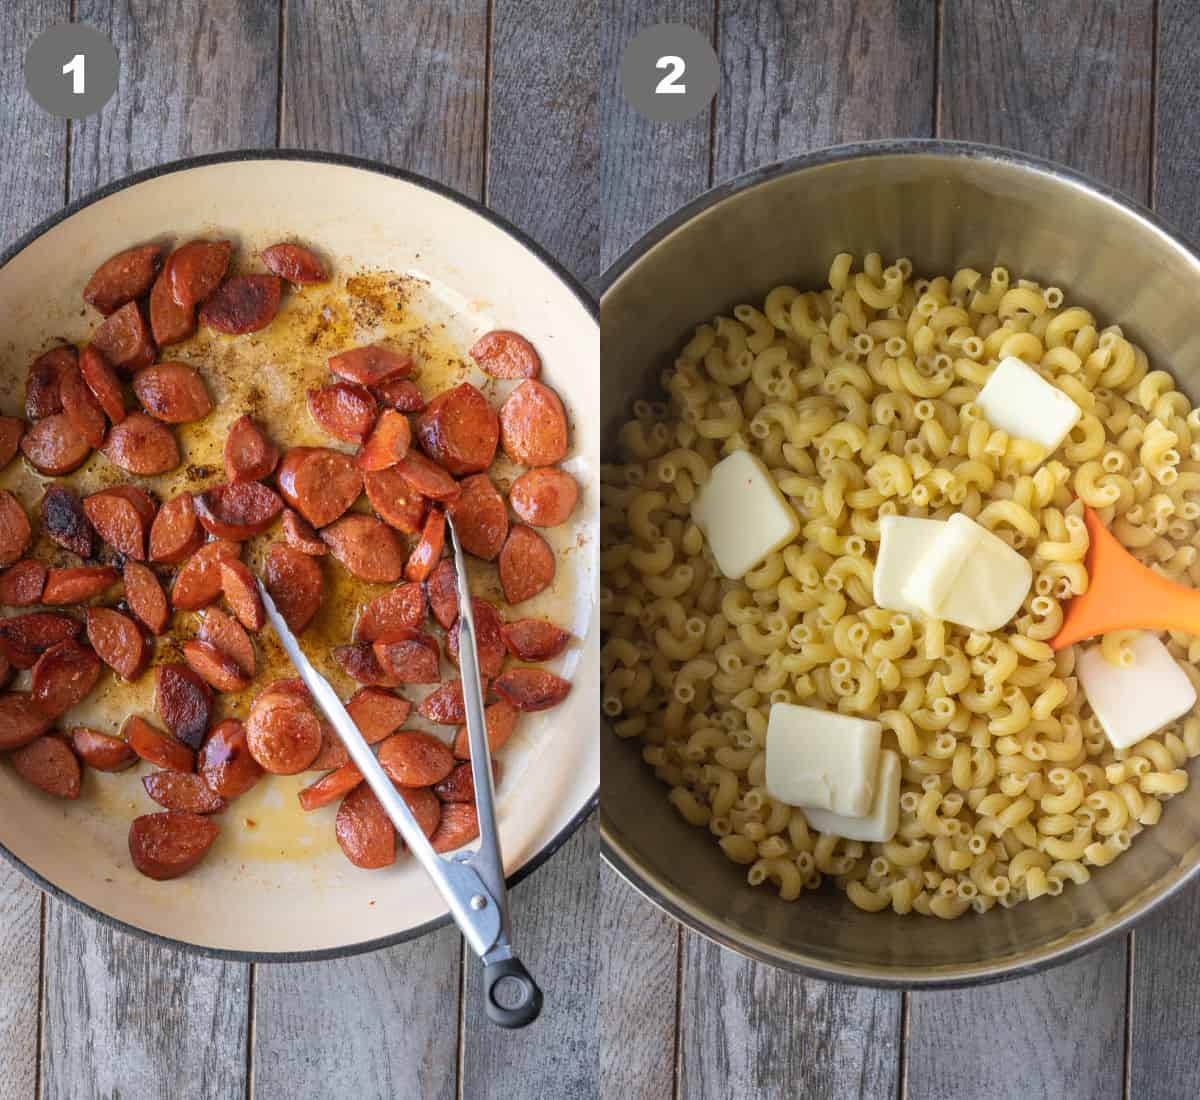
282 0 488 194
0 862 42 1100
598 863 679 1100
714 0 936 184
462 823 600 1100
601 0 715 272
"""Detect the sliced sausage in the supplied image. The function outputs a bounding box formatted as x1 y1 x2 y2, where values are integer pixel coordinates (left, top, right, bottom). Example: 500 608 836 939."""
83 485 156 560
353 582 426 642
194 481 283 540
510 466 579 528
129 812 219 880
264 542 323 633
59 364 107 449
92 301 156 373
198 607 255 676
0 693 54 751
431 802 480 853
224 415 278 483
245 691 322 774
446 599 506 677
498 525 555 604
335 784 396 869
155 663 213 750
170 540 241 611
149 264 196 347
320 514 405 583
78 344 127 424
298 762 363 812
328 344 412 386
404 507 446 583
363 466 427 533
168 240 232 309
143 770 226 814
101 412 180 475
220 560 265 632
198 718 262 799
393 452 461 502
356 409 411 471
307 382 377 443
0 416 24 469
20 414 91 476
199 275 282 334
372 378 425 413
276 447 362 528
83 243 162 315
418 678 475 725
41 486 93 559
70 726 137 771
281 509 326 555
372 630 441 684
9 735 82 799
182 639 251 693
378 730 455 787
445 474 507 560
25 346 74 419
400 785 442 844
493 667 571 712
260 242 328 285
499 380 569 467
345 687 412 743
426 559 459 630
132 362 212 423
149 493 205 563
0 561 47 608
31 639 101 717
0 613 82 669
470 330 541 380
0 491 32 569
123 560 170 634
86 607 149 681
308 722 351 771
415 383 499 476
502 618 571 662
332 642 398 687
42 565 119 605
123 714 194 772
434 761 498 803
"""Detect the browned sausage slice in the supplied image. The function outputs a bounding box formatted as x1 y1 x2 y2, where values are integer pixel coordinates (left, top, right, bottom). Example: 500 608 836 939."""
0 416 23 470
0 491 32 569
372 630 441 684
143 771 226 814
356 409 412 471
332 642 399 687
493 667 571 712
92 301 157 373
510 466 579 528
25 347 74 419
171 540 241 611
378 730 455 787
83 485 156 560
404 507 445 583
275 447 362 528
31 639 102 717
168 240 232 308
264 542 323 633
78 344 126 424
182 639 251 693
83 243 162 315
9 735 82 799
198 607 255 677
345 687 412 742
418 678 475 725
149 264 196 347
434 761 499 804
123 560 170 634
426 559 459 630
362 466 427 534
224 415 278 483
307 382 377 443
281 509 327 555
328 344 412 386
132 362 212 423
199 275 282 334
335 784 396 868
415 383 499 476
149 493 204 563
155 663 213 749
445 474 508 560
0 561 47 608
41 486 93 559
446 599 506 678
308 722 351 770
123 714 194 772
245 691 322 774
86 607 149 681
260 242 328 285
20 414 91 476
198 718 262 799
498 525 555 604
394 452 461 502
0 693 54 751
59 364 107 449
42 565 119 605
470 330 541 380
320 514 405 583
399 786 442 845
502 619 571 662
372 378 425 413
194 481 283 540
0 613 82 669
70 726 137 771
298 762 363 811
353 582 426 642
499 380 569 467
129 812 219 880
431 802 480 853
101 412 180 475
220 560 265 631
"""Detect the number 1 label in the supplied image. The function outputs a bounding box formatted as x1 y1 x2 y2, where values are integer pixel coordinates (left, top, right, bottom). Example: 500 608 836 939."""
62 53 85 95
655 55 687 95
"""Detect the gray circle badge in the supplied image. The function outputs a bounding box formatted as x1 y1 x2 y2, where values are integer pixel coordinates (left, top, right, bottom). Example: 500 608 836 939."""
619 23 719 124
25 23 119 120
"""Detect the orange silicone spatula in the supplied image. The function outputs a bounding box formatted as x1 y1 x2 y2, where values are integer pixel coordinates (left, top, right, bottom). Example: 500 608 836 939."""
1051 506 1200 651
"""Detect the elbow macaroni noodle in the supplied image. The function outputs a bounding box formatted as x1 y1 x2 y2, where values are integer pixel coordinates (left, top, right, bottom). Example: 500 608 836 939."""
601 254 1200 919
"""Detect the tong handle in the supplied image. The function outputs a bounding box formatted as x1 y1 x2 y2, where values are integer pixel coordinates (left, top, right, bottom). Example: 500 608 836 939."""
484 955 543 1029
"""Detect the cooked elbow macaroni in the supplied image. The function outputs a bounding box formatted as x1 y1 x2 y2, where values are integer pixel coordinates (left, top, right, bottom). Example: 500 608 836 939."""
601 253 1200 918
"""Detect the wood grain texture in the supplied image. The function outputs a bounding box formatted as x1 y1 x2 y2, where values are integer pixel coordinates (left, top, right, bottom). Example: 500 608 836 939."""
252 929 462 1100
939 0 1155 199
0 863 41 1100
598 863 678 1100
462 824 600 1100
600 0 715 271
714 0 936 183
489 0 599 285
72 0 279 188
282 0 487 195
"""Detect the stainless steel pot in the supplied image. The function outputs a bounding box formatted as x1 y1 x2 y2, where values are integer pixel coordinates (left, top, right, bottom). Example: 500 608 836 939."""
600 139 1200 986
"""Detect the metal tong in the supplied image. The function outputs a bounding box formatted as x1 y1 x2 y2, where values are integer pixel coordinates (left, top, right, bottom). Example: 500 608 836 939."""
257 514 542 1028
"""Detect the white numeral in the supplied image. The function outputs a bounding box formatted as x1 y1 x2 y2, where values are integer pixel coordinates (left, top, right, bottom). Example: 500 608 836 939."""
62 53 85 95
655 55 686 95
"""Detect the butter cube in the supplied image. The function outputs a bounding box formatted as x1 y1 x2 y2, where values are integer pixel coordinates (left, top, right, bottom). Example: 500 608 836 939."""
1077 633 1197 750
764 703 881 817
691 450 800 579
976 356 1082 453
901 513 1032 632
873 514 946 616
803 750 901 843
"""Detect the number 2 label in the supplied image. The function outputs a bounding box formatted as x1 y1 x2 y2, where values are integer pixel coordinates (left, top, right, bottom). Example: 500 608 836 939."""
62 53 85 95
655 55 686 95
